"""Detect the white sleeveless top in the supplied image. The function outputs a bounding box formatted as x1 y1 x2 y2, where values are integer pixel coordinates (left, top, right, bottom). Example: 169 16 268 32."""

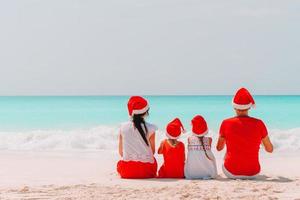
184 136 217 179
120 121 157 163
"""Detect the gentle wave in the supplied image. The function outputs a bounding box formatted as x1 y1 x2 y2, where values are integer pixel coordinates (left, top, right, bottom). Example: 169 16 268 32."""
0 126 119 151
0 126 298 151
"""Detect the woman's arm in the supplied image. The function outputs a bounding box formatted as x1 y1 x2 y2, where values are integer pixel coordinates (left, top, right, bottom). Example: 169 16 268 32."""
118 134 123 157
262 136 273 153
149 132 156 154
158 140 164 154
216 136 225 151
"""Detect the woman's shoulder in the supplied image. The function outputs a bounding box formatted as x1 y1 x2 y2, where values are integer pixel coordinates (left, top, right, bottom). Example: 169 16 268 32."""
145 122 158 133
120 121 131 127
119 121 133 131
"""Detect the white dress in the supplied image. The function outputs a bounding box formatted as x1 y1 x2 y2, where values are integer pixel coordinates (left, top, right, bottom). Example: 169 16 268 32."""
120 121 157 163
184 136 217 179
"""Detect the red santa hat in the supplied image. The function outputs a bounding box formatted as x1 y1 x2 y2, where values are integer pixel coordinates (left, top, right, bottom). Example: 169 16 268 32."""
191 115 208 137
127 96 149 116
232 88 255 110
166 118 185 139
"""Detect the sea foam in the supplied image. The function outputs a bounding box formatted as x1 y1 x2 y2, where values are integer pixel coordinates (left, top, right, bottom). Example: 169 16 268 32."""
0 126 119 151
0 126 298 152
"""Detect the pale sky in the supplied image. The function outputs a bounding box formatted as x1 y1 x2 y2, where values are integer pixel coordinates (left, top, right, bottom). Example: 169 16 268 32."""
0 0 299 95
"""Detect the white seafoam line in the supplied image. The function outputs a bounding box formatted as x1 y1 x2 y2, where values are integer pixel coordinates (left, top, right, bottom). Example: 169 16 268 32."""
0 126 299 151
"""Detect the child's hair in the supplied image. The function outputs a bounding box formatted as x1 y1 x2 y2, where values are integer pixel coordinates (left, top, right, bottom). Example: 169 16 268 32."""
132 111 149 146
198 136 212 160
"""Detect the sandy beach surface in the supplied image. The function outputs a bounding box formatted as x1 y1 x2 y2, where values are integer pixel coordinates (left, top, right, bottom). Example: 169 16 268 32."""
0 150 299 200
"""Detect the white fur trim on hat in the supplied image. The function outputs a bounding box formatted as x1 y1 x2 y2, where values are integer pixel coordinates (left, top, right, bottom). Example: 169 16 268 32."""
131 105 149 115
232 101 254 110
166 132 180 140
192 129 208 137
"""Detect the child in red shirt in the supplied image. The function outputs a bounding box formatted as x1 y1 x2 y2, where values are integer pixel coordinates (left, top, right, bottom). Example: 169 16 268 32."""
158 118 185 178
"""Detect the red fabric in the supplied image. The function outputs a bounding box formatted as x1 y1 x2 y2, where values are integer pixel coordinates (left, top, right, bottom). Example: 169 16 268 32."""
166 118 184 139
127 96 148 116
158 140 185 178
117 159 157 179
233 88 255 107
219 116 268 176
191 115 208 136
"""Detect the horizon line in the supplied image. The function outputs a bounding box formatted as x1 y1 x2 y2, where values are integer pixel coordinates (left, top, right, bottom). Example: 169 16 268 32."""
0 94 299 97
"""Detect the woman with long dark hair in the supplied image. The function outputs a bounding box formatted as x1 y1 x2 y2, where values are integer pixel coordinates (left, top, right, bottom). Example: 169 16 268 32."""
117 96 157 178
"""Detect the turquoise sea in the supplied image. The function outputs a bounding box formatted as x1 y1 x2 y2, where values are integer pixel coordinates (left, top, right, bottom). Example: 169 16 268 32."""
0 96 299 151
0 96 299 131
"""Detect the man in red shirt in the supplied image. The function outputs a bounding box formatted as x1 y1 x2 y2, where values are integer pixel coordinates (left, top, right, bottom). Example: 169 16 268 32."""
216 88 273 179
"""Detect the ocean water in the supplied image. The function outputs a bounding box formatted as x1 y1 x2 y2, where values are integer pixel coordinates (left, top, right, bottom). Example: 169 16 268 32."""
0 96 299 151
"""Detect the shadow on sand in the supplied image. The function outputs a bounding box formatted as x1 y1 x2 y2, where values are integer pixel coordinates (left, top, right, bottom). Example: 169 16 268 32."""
136 175 294 183
250 175 294 183
207 175 294 183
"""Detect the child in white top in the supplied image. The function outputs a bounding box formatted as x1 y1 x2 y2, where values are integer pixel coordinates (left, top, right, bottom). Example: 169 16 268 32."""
184 115 217 179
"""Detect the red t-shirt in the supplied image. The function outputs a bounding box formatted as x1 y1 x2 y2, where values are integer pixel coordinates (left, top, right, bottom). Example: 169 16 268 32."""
158 140 185 178
219 116 268 176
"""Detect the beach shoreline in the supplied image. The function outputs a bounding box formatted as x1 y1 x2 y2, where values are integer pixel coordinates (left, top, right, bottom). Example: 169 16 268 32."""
0 150 299 199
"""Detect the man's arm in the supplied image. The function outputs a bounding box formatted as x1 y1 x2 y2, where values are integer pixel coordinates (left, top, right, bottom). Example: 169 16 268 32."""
262 136 273 153
216 136 225 151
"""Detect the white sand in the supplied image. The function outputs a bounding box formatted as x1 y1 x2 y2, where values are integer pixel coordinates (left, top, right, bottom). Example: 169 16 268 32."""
0 150 300 200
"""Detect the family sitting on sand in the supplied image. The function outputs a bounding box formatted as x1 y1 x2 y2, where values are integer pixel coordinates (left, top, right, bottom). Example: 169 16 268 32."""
117 88 274 179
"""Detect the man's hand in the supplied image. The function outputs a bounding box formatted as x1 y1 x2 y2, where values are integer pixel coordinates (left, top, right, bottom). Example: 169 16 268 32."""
262 136 273 153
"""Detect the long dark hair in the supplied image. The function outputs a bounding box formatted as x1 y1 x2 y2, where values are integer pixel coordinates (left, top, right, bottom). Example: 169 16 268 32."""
198 136 211 160
132 111 149 146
